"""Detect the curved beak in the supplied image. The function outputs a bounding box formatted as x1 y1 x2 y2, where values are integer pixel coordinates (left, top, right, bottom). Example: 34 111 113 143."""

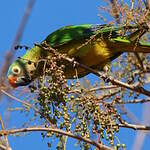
8 75 18 88
8 75 32 88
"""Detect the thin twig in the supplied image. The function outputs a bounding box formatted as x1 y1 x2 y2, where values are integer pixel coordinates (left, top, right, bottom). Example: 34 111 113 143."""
119 122 150 130
96 89 120 103
110 0 149 70
0 127 113 150
1 90 33 108
69 85 119 94
109 0 120 23
1 90 54 127
118 98 150 104
0 144 7 150
118 116 150 130
132 103 150 150
118 105 139 124
0 115 10 149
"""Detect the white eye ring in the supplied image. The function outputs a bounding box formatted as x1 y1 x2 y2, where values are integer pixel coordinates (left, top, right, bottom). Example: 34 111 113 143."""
12 66 21 75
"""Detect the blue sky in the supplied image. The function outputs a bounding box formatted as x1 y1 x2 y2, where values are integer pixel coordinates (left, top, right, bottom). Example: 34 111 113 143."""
0 0 150 150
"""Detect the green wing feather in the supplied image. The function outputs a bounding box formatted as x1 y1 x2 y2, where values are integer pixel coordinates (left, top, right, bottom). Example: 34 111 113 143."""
45 24 124 47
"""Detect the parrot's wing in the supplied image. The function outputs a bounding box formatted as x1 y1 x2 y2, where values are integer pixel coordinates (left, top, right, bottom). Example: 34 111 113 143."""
45 24 123 47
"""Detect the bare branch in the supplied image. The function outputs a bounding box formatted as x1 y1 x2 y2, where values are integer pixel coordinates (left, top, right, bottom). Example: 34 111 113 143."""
119 122 150 131
118 116 150 130
118 98 150 104
132 104 150 150
0 127 113 150
0 115 10 149
1 90 33 108
69 85 119 94
118 105 139 124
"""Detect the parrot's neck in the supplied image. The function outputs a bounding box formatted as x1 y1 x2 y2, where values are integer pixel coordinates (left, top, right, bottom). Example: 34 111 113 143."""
23 46 47 62
21 45 48 81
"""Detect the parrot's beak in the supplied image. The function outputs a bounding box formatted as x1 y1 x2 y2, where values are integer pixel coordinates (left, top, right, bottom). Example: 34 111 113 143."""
8 75 32 88
8 75 18 88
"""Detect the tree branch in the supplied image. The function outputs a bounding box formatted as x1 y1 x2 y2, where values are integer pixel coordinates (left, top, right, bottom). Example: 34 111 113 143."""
0 127 113 150
118 116 150 131
69 85 119 94
0 115 10 149
119 122 150 130
118 98 150 104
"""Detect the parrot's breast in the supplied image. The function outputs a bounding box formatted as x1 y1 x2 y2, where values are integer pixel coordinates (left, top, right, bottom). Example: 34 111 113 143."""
59 38 115 67
56 38 118 78
79 39 112 67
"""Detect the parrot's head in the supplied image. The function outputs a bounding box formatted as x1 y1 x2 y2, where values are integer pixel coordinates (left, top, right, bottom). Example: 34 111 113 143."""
7 58 37 88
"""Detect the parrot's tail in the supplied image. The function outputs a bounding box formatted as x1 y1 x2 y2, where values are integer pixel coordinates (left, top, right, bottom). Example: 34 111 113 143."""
121 41 150 53
111 38 150 53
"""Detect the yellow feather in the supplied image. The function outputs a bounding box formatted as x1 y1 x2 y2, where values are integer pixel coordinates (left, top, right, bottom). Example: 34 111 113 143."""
56 38 117 78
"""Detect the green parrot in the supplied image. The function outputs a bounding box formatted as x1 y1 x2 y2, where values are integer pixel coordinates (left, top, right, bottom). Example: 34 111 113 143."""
7 24 150 87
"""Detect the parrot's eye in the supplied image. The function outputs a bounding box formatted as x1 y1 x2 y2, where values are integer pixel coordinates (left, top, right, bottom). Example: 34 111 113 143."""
12 66 21 75
28 61 32 65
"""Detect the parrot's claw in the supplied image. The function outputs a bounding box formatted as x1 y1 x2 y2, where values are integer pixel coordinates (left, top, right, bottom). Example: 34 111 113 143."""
70 58 77 68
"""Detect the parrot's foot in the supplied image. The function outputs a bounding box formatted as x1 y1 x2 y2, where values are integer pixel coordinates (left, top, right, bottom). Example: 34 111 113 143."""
69 57 77 68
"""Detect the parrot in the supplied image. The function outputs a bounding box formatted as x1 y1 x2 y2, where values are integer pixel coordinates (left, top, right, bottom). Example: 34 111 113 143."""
7 23 150 88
